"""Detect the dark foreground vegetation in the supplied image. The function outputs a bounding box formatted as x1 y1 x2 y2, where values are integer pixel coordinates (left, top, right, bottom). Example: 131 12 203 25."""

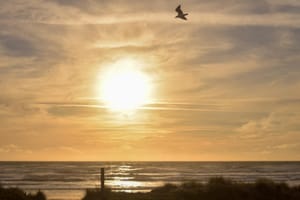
0 185 46 200
83 177 300 200
1 177 300 200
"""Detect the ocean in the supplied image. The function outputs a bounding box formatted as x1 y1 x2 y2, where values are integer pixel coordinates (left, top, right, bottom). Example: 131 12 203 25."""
0 162 299 200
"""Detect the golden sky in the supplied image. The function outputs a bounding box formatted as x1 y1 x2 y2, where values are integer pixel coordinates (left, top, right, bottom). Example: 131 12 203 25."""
0 0 300 161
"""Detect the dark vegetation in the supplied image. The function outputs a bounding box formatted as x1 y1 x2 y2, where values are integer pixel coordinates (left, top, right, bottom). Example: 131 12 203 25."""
0 185 46 200
83 177 300 200
1 177 300 200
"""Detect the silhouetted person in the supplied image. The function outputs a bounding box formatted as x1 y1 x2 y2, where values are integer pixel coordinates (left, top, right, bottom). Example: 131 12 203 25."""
175 5 188 20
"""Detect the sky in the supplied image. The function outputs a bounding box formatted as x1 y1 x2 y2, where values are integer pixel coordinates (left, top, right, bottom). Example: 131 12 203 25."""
0 0 300 161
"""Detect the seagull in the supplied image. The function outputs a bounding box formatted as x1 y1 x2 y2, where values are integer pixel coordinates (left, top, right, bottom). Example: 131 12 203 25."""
175 5 188 20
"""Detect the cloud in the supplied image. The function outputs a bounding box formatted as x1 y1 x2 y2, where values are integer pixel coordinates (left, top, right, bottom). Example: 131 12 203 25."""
0 144 32 154
0 0 299 27
47 0 299 16
58 146 83 154
0 34 36 57
47 105 102 117
274 4 300 14
237 111 300 139
0 0 300 160
0 95 41 118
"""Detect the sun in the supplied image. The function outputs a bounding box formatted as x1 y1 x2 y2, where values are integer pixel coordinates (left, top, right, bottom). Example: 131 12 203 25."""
99 58 152 112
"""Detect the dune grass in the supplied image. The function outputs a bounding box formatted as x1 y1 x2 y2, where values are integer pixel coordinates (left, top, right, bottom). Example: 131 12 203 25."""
1 177 300 200
0 185 46 200
83 177 300 200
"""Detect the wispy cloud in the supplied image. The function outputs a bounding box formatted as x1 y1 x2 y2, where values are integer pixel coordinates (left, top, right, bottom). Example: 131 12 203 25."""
0 144 32 154
1 0 300 160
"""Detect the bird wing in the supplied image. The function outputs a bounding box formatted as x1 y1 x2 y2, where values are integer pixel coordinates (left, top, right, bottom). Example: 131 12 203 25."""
181 15 187 20
175 5 183 15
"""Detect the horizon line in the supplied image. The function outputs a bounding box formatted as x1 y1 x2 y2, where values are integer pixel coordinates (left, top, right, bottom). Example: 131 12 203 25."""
0 160 299 162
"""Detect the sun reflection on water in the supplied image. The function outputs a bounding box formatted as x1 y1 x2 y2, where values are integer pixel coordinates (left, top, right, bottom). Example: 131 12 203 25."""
108 180 143 192
105 165 144 192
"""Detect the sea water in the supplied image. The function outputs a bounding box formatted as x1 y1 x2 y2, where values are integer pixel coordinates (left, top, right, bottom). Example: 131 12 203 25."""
0 162 299 200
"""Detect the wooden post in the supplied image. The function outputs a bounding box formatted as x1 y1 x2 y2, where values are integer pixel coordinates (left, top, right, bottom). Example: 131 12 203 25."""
101 168 105 192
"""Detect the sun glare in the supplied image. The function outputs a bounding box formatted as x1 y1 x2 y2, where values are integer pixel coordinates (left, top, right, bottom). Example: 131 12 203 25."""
100 58 152 112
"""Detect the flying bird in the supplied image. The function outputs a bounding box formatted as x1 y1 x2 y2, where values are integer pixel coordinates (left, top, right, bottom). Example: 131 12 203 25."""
175 5 188 20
